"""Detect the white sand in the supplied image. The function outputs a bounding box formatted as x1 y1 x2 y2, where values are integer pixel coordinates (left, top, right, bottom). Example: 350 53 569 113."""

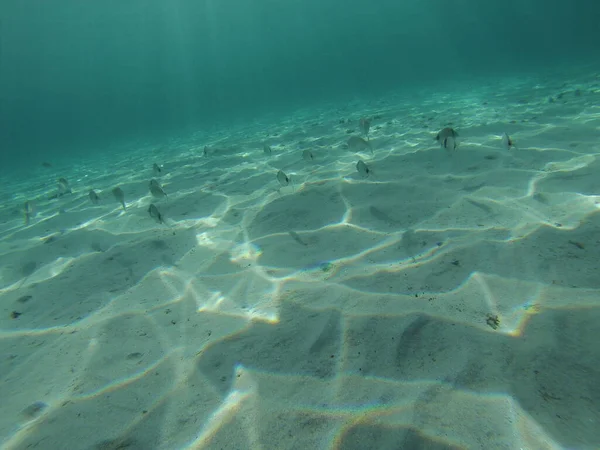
1 69 600 449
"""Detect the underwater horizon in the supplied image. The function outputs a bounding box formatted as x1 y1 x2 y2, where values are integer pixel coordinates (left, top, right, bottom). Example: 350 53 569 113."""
2 0 600 170
2 1 600 449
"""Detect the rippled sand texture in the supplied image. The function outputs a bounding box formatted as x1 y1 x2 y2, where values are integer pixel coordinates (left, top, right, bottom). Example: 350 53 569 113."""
1 70 600 449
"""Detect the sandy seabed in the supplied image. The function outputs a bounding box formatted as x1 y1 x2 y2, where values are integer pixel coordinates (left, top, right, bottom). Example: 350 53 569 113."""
1 69 600 449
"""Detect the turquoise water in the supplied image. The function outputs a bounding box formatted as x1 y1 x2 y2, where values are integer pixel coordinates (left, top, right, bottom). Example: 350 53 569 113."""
2 0 599 169
1 2 600 449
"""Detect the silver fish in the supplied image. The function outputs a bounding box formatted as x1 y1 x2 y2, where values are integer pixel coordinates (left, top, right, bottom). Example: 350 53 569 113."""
359 117 371 135
356 160 371 178
501 132 514 150
436 127 459 143
302 150 314 161
263 144 272 156
112 187 126 210
149 179 167 198
288 230 308 246
277 170 290 187
347 136 373 155
89 190 100 204
369 206 401 225
203 146 210 157
401 228 417 263
148 204 164 224
152 163 162 176
57 177 72 196
24 201 36 225
442 136 457 151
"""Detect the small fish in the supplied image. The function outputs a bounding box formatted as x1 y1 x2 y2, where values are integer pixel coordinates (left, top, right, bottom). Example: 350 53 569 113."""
21 401 48 420
401 228 417 263
152 163 162 176
112 187 126 210
359 117 371 135
41 162 52 168
288 230 308 246
277 170 291 187
369 206 401 225
356 160 371 178
203 146 210 157
302 150 314 161
442 136 457 151
57 177 72 196
347 136 373 154
149 179 167 198
436 127 459 143
88 190 100 204
23 201 36 225
501 132 514 150
466 198 492 214
263 144 272 156
148 204 164 224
